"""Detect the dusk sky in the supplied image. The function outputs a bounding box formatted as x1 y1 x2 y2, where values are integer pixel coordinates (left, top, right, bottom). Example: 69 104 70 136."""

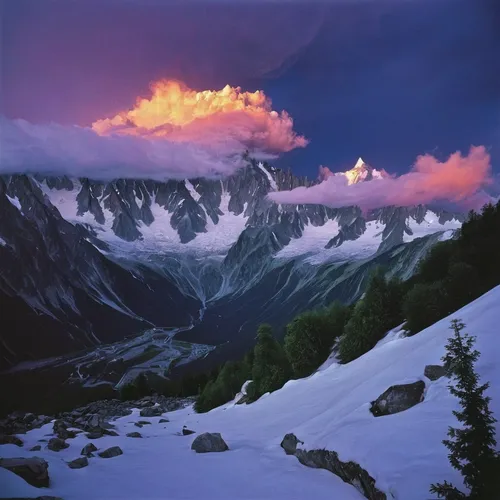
1 0 499 181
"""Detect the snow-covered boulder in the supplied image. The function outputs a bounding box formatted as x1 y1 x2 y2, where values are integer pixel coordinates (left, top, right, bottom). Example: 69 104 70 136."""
67 457 89 469
191 433 229 453
98 446 123 458
370 380 426 417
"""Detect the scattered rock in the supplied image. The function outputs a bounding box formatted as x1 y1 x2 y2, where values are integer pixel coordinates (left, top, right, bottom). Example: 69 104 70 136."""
67 457 89 469
81 443 98 457
191 432 229 453
280 433 386 500
86 431 104 439
47 437 69 451
103 429 119 437
424 364 447 381
139 407 163 417
30 445 42 452
182 427 195 436
134 420 152 428
280 433 304 455
98 446 123 459
0 434 23 447
0 457 50 487
126 432 142 438
159 418 169 423
370 381 426 417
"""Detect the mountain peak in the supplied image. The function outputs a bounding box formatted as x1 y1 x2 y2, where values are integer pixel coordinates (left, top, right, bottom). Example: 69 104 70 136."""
344 157 389 185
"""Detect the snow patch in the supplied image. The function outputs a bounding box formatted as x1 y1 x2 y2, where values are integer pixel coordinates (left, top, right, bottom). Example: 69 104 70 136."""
258 161 278 191
403 211 461 243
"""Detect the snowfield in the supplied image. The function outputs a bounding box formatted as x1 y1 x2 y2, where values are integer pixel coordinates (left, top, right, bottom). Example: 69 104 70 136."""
2 286 500 500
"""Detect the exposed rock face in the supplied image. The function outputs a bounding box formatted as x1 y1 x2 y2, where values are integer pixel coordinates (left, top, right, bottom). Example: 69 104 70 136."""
0 434 23 446
370 381 426 417
98 446 123 458
139 406 163 417
191 432 229 453
47 437 69 452
81 443 98 457
67 457 89 469
0 457 50 487
280 434 386 500
126 432 142 438
424 364 447 381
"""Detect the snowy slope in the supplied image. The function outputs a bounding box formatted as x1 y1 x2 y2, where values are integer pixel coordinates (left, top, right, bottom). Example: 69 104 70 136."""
2 286 500 500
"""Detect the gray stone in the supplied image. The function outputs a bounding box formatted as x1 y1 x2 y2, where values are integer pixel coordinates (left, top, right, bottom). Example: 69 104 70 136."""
126 432 142 438
0 457 50 487
159 418 169 423
424 364 447 381
29 445 42 451
67 456 89 469
280 433 386 500
182 427 195 436
370 381 426 417
103 429 119 437
86 431 104 439
98 446 123 458
280 433 303 455
0 434 23 447
47 437 69 451
81 443 98 457
139 407 163 417
191 432 229 453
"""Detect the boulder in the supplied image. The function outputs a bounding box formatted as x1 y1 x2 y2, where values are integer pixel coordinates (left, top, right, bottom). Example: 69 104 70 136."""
424 364 447 381
370 381 426 417
86 431 104 439
126 432 142 438
139 407 163 417
81 443 98 457
47 437 69 451
30 445 42 451
98 446 123 458
159 418 169 423
0 457 50 487
0 434 23 447
280 433 303 455
67 457 89 469
191 433 229 453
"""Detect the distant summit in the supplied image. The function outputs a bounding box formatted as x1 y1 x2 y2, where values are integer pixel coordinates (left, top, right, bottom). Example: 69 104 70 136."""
342 157 390 185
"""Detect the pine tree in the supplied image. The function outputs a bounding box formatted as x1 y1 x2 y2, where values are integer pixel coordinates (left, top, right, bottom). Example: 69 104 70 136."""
430 319 499 499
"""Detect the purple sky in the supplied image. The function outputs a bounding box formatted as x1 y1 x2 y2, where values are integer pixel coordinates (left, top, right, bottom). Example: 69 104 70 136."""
1 0 499 178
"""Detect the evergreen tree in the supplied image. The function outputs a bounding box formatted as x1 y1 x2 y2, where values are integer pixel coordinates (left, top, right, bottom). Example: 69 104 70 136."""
252 324 291 398
430 319 499 499
338 269 404 363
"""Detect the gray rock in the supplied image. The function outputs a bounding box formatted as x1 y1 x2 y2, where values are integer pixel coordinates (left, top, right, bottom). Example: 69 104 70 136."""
30 445 42 451
47 437 69 451
126 432 142 438
81 443 98 457
370 381 426 417
191 432 229 453
139 407 163 417
98 446 123 459
280 433 303 455
159 418 169 423
67 457 89 469
0 457 50 487
103 429 119 437
182 427 195 436
86 431 104 439
280 433 386 500
0 434 23 447
424 364 447 381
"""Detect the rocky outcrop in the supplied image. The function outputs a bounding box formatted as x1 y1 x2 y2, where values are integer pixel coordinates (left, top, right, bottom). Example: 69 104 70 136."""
67 457 89 469
81 443 97 457
0 457 50 487
98 446 123 458
191 433 229 453
280 434 386 500
0 434 23 447
424 365 447 381
0 413 52 436
47 437 69 452
370 381 425 417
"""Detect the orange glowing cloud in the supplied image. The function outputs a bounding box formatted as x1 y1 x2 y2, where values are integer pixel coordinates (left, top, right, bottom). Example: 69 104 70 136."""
92 80 308 155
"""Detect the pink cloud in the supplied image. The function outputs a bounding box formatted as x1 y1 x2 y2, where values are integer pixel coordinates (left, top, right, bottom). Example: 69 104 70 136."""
269 146 493 211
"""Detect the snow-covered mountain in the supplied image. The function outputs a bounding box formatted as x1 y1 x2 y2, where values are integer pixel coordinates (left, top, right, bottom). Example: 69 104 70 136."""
0 158 464 370
2 285 499 500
